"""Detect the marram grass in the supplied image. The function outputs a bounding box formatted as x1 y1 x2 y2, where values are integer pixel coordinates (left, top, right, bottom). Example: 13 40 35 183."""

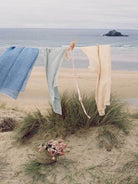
15 110 48 143
15 92 130 142
129 112 138 119
0 117 17 132
24 154 138 184
47 92 129 135
24 158 76 184
0 101 6 109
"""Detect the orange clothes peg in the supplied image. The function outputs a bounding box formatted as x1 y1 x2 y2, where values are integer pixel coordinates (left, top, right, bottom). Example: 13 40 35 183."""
65 39 77 61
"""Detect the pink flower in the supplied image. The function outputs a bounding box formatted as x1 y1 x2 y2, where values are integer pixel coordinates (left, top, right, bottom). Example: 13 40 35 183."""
55 146 59 151
52 143 57 148
55 143 59 147
38 145 46 152
52 157 55 160
50 152 56 156
48 139 54 143
38 139 66 158
59 151 65 156
58 139 64 143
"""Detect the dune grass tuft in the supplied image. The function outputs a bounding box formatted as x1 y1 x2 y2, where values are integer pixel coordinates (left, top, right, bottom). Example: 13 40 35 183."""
47 92 129 136
116 153 138 184
25 160 41 176
24 158 75 184
15 110 48 143
0 117 17 132
0 102 6 109
25 154 138 184
97 125 125 151
15 92 130 143
0 158 7 181
129 112 138 119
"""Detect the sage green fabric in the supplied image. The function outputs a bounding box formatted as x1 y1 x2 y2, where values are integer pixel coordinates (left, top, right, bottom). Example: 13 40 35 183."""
45 48 66 115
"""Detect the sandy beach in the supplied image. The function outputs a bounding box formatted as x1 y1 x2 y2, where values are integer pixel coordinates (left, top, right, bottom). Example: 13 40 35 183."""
0 67 138 112
0 0 138 182
0 67 138 184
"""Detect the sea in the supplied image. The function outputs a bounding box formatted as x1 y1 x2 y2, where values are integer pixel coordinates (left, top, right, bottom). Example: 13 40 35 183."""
0 28 138 70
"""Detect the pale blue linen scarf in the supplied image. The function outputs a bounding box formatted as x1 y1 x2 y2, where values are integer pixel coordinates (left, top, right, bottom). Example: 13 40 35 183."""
45 48 66 115
0 46 39 99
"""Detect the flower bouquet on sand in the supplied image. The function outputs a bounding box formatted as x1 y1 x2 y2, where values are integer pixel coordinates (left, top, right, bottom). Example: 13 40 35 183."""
36 139 67 164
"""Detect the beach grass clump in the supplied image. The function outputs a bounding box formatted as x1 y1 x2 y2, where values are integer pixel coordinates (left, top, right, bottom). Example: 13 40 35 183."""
0 117 17 132
129 112 138 119
97 125 124 151
24 158 76 184
25 160 57 183
15 92 129 143
0 102 6 109
85 154 138 184
25 160 42 176
0 158 7 181
25 154 138 184
116 153 138 184
47 92 129 136
15 110 48 143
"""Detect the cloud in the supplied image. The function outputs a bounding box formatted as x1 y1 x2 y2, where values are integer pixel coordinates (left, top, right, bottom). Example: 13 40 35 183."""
0 0 137 29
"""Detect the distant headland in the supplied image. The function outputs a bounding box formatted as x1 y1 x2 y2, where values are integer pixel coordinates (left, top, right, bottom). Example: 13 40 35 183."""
103 30 128 37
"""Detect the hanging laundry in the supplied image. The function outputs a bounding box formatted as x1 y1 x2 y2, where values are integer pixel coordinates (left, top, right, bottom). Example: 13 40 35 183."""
80 46 98 72
66 40 91 119
80 45 111 116
45 48 67 115
0 46 39 99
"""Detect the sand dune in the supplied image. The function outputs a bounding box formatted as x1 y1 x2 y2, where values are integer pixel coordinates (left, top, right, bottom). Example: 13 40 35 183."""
0 67 138 184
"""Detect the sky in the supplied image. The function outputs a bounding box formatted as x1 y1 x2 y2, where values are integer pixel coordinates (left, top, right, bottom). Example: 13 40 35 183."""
0 0 138 29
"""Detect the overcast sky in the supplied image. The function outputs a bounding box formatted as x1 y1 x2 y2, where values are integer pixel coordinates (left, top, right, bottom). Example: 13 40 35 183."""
0 0 138 29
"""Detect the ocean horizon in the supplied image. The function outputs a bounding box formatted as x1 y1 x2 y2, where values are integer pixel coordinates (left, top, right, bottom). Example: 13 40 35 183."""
0 28 138 70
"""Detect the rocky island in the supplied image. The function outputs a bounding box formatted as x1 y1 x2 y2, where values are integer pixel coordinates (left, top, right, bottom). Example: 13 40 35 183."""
103 30 128 37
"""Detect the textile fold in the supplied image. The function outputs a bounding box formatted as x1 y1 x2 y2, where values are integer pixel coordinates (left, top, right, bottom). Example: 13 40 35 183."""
45 48 66 115
80 45 111 116
0 46 39 99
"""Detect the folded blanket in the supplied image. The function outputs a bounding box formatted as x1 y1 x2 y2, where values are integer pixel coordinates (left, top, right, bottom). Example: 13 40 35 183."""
0 46 39 99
